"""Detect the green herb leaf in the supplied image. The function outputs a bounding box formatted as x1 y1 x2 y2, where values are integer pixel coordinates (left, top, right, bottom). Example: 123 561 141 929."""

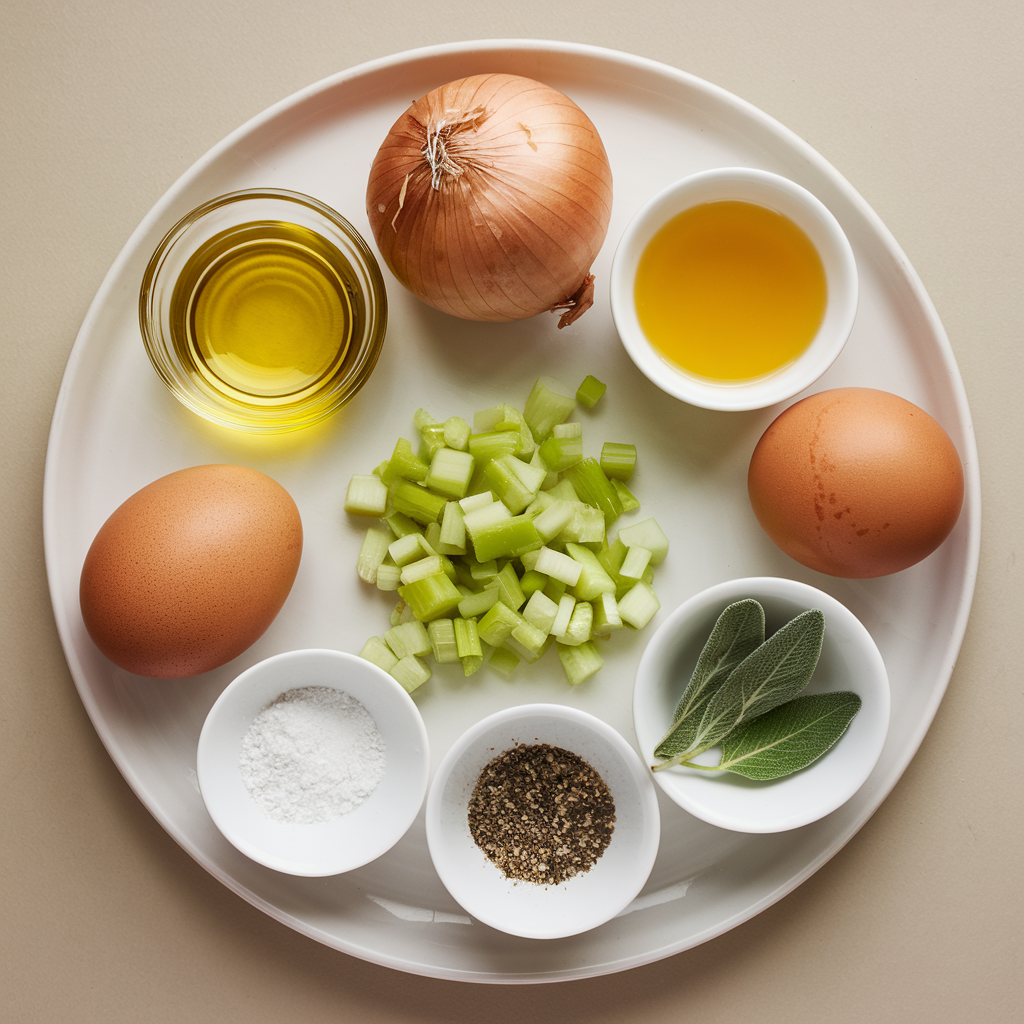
654 599 765 759
686 608 825 757
715 691 862 780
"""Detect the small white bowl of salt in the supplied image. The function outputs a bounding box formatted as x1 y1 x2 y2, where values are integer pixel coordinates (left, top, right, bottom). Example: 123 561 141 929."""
197 649 429 876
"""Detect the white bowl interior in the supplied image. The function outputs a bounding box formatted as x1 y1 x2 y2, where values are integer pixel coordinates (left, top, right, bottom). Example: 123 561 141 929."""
425 704 660 940
197 649 429 876
610 167 858 411
633 577 889 832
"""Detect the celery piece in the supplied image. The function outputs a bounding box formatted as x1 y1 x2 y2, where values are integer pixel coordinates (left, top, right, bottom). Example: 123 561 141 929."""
558 641 604 685
524 377 576 440
473 404 504 433
511 617 548 656
550 594 577 638
533 499 575 542
618 580 661 629
543 477 579 502
542 576 568 603
592 591 622 637
538 434 583 472
516 420 536 457
556 505 605 547
426 447 475 499
600 442 637 482
345 474 389 516
563 458 623 524
532 546 583 587
388 531 434 567
519 569 547 596
468 430 519 463
390 654 431 693
560 601 593 646
461 655 483 677
384 620 431 659
522 589 558 634
383 510 422 539
463 499 512 539
459 491 494 513
425 521 442 551
611 478 640 513
505 454 547 494
413 408 439 429
360 636 399 673
375 563 401 592
488 646 520 678
419 422 446 460
575 375 607 409
466 556 499 584
437 501 467 555
483 456 535 513
493 562 526 611
616 518 669 565
400 554 446 585
382 438 429 485
530 449 560 491
454 617 483 659
458 586 500 619
398 573 463 622
565 543 616 600
444 416 471 451
620 545 653 580
470 514 542 563
390 480 447 525
427 618 461 664
523 489 554 517
477 601 523 647
357 526 393 584
552 421 582 439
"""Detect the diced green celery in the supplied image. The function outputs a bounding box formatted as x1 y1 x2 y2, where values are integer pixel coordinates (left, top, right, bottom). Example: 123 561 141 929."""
419 423 446 460
524 489 554 516
519 569 547 596
542 577 567 603
461 655 483 677
389 600 408 627
437 501 467 554
620 545 653 579
556 505 605 547
388 531 434 567
550 594 577 638
600 442 637 482
413 408 438 430
424 521 441 550
524 377 576 440
560 601 593 646
398 573 463 621
360 636 399 673
532 546 583 586
505 455 546 494
458 585 500 618
483 456 535 513
477 601 523 646
466 557 499 584
443 416 471 451
462 500 512 539
427 618 461 664
488 646 520 678
390 480 447 525
375 563 402 591
565 543 616 600
468 430 519 463
530 449 559 490
611 478 640 513
618 580 661 629
522 590 558 634
510 617 547 656
616 518 669 565
552 421 582 439
592 591 622 637
357 526 394 584
563 458 623 523
400 554 446 585
533 498 574 541
426 447 475 499
390 654 431 693
454 617 482 658
345 474 388 516
516 420 536 457
459 491 494 513
381 438 429 485
473 405 504 433
383 510 422 539
543 477 579 502
504 633 552 665
575 375 607 409
538 434 583 472
384 620 431 659
470 514 542 563
558 641 604 685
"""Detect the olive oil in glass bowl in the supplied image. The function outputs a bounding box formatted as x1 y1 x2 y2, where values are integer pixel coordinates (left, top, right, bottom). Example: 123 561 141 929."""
140 189 387 433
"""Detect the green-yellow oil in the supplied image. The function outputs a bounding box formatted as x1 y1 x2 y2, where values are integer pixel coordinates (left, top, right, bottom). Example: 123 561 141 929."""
170 221 357 413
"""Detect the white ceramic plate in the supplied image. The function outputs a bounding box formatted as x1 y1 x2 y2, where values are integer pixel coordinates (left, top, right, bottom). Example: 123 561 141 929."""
44 40 979 983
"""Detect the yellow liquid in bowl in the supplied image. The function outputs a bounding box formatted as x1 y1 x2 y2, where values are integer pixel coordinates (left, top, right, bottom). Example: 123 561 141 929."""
634 201 827 381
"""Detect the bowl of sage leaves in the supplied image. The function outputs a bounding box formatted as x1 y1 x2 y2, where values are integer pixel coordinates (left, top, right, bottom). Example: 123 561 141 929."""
633 577 889 832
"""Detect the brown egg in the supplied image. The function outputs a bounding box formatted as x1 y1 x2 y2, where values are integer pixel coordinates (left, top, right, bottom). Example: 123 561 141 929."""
80 464 302 678
748 388 964 578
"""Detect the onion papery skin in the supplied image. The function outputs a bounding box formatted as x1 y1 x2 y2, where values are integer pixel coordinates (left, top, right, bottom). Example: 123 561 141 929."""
366 74 613 325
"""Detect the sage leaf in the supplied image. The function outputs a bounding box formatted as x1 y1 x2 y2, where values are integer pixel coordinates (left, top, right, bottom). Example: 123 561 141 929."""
715 691 862 780
654 599 765 758
686 608 825 757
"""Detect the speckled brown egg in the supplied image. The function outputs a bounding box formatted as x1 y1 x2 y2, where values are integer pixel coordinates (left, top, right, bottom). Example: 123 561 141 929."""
79 464 302 678
747 388 964 578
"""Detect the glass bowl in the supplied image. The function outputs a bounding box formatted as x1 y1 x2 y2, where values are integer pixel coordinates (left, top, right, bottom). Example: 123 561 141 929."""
140 189 387 433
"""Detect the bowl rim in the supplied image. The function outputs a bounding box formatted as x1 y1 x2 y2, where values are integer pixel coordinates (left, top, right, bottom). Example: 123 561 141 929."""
609 166 859 412
424 702 661 939
632 576 890 832
196 647 429 876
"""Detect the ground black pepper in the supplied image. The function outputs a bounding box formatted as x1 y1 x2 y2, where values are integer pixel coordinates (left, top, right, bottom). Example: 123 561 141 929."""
467 743 616 885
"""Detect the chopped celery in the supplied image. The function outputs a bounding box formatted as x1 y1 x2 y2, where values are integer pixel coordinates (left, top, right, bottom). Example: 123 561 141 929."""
462 500 511 538
413 408 438 430
375 563 402 591
494 562 526 610
419 422 446 459
477 601 522 646
382 438 429 484
357 526 393 584
466 557 499 584
611 478 640 513
550 594 577 638
398 573 463 621
388 532 434 567
437 502 467 554
483 456 535 513
443 416 471 451
390 654 431 693
539 434 583 472
426 447 475 499
454 617 482 658
427 618 461 664
592 591 622 637
459 491 494 513
345 474 388 516
390 480 446 525
383 510 422 539
488 646 520 678
533 499 575 541
565 543 615 600
360 636 399 673
470 514 542 563
544 477 579 502
575 375 607 409
473 405 504 433
531 546 583 586
519 569 547 596
522 590 558 633
552 421 582 439
468 430 519 463
620 545 653 579
400 554 446 585
618 580 661 629
617 518 669 565
384 620 431 659
558 641 604 685
510 617 547 656
524 377 576 440
563 458 623 523
458 586 500 619
599 442 637 482
560 601 593 646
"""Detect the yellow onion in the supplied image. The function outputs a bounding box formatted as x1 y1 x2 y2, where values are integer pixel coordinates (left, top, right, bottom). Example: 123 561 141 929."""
366 74 613 328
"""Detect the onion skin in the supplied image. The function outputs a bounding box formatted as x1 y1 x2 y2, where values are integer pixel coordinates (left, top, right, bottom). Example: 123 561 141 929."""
366 74 613 326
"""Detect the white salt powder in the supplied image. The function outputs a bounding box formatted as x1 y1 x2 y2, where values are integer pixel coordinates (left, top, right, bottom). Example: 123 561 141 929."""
239 686 386 824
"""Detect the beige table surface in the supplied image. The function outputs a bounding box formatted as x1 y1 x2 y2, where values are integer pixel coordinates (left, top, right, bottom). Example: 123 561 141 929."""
2 1 1021 1020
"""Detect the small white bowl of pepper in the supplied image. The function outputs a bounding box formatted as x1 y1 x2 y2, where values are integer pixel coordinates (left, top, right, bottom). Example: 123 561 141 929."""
425 703 660 940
